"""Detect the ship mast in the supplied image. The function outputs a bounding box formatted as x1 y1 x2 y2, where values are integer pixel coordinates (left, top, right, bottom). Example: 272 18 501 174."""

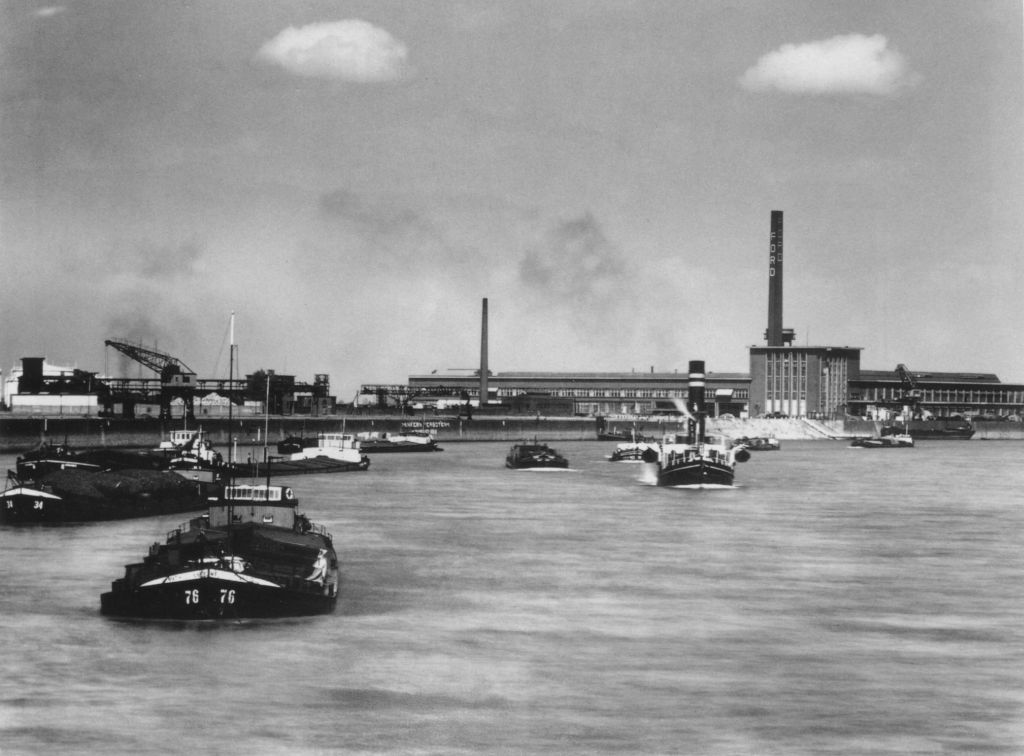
227 311 235 541
228 311 235 463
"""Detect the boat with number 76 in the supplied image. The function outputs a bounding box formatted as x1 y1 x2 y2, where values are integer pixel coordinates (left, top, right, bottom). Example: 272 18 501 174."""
100 482 338 620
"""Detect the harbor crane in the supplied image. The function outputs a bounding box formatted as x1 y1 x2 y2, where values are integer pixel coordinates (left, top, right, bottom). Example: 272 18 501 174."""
894 364 925 418
104 340 198 420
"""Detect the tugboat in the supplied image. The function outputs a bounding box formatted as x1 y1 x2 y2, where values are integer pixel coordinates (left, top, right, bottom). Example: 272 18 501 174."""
653 361 749 488
505 441 569 469
100 481 338 620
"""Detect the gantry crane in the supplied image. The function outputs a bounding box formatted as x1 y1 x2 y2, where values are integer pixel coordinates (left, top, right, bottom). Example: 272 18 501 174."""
104 340 198 420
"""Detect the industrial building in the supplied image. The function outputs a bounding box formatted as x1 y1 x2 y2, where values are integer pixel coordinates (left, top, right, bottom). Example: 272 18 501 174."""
386 212 1024 421
6 213 1023 420
3 351 335 419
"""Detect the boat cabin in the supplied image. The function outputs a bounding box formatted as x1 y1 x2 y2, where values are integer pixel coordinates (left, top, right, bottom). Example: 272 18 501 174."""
316 433 360 450
208 484 297 529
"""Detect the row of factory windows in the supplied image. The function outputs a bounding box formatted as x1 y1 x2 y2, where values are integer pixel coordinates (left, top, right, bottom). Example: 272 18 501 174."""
861 387 1024 404
764 352 808 402
488 387 750 400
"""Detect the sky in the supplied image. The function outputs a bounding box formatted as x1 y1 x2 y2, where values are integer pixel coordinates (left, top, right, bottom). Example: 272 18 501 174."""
2 0 1021 400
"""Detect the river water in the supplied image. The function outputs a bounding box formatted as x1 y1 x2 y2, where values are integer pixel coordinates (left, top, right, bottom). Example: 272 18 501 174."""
1 440 1022 755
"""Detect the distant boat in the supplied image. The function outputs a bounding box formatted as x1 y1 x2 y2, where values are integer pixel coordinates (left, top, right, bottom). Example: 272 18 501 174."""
731 436 780 452
100 481 338 620
355 431 443 453
850 433 914 448
277 433 370 471
883 419 974 440
505 442 569 470
608 429 659 462
653 361 749 488
158 427 224 470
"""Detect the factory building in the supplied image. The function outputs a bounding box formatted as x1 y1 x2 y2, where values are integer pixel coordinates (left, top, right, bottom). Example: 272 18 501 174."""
849 370 1024 421
395 212 1024 421
748 346 861 420
7 215 1022 420
402 369 751 418
744 212 864 419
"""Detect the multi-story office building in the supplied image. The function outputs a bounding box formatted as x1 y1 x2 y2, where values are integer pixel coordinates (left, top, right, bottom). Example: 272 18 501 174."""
747 346 861 420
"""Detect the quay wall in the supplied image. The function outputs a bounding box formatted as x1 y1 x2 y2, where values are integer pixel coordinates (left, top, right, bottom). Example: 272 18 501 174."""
1 415 1021 453
0 415 608 453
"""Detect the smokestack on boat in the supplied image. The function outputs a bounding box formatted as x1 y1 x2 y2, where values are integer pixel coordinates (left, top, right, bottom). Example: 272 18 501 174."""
687 360 706 443
479 298 488 406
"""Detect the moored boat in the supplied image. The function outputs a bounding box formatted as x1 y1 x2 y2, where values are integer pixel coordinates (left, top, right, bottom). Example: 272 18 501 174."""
160 427 224 470
653 361 749 488
16 442 170 478
505 442 569 469
850 433 914 448
100 482 338 620
354 431 443 453
883 420 974 440
276 433 370 473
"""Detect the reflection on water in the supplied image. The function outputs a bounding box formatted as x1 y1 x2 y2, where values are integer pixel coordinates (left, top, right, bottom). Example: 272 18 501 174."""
1 441 1022 754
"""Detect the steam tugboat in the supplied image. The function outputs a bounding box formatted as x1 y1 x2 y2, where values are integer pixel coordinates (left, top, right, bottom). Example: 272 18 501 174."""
505 441 569 469
653 361 749 488
100 481 338 620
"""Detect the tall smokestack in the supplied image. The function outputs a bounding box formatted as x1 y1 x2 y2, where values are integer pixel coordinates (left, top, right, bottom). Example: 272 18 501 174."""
767 210 784 346
479 298 489 405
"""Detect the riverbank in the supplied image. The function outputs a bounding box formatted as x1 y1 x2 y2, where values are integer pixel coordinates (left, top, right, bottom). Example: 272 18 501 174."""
2 414 1021 453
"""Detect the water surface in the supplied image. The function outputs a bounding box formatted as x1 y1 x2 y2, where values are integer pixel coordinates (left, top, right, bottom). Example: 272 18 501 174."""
1 440 1022 754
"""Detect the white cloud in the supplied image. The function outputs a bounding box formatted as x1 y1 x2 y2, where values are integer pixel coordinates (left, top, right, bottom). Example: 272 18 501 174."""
34 6 67 18
739 34 919 95
258 20 409 82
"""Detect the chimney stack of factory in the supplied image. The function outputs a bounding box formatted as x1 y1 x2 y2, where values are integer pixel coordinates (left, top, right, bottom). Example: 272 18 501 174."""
767 210 784 346
479 298 489 406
